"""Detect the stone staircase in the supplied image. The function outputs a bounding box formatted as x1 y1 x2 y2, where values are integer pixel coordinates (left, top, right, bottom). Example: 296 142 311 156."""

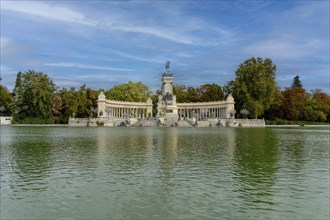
130 118 159 127
176 120 194 127
195 121 212 127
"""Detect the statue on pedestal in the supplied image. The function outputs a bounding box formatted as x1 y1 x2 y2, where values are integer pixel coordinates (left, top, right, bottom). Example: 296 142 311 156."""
165 61 170 71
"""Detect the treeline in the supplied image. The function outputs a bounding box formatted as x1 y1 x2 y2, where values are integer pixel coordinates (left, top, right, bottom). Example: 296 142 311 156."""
0 57 329 124
1 71 100 124
0 71 155 124
228 57 330 122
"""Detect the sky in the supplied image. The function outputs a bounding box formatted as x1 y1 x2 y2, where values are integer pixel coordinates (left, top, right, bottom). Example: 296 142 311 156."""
1 0 329 93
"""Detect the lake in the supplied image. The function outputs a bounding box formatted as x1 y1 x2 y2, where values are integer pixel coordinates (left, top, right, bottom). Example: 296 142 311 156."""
0 126 329 219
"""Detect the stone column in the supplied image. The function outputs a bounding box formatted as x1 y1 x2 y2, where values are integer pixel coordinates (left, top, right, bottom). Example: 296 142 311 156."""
97 92 106 118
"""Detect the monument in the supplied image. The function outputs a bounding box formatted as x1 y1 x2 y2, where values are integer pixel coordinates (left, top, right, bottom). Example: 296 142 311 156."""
69 61 264 127
156 61 179 123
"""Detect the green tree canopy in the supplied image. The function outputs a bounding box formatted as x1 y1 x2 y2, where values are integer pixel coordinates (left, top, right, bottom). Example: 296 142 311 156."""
58 85 98 119
173 83 224 103
59 87 78 118
311 89 330 121
12 70 56 120
105 81 152 102
0 85 12 116
199 83 225 102
173 85 189 103
231 57 277 118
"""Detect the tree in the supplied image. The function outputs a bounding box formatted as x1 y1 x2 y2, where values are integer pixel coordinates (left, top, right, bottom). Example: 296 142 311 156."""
281 87 306 120
291 75 303 89
231 57 277 118
11 70 56 121
280 76 329 122
186 86 201 102
0 85 12 116
58 85 99 119
263 88 283 120
59 87 78 117
52 94 63 116
173 85 189 102
240 109 249 118
75 85 99 118
199 83 224 102
105 81 152 102
310 89 330 121
86 88 99 117
11 72 24 117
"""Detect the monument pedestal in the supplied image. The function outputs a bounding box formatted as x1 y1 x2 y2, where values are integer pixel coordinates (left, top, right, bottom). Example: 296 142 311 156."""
165 113 179 123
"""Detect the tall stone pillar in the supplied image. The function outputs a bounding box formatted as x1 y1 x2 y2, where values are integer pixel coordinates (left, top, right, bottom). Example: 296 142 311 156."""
97 92 106 118
225 94 235 119
146 98 152 118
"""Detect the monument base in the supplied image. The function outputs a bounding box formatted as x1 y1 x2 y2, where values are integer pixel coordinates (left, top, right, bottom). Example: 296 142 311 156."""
165 113 179 124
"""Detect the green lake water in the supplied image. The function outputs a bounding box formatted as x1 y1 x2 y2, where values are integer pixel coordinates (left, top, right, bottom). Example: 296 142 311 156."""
0 126 329 219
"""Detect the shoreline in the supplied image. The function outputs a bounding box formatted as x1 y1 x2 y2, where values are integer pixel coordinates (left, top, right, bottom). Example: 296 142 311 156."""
10 124 68 127
266 124 330 127
3 124 329 128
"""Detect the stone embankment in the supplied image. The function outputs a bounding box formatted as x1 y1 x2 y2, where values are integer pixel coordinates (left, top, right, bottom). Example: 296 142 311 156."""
68 117 266 127
227 119 265 127
11 124 68 127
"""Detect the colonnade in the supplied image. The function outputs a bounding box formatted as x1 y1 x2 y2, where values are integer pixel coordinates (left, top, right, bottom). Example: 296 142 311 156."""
103 107 151 119
177 107 227 119
97 92 153 119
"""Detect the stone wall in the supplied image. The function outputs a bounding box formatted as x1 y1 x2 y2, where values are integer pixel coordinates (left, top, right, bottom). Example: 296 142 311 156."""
68 117 138 127
227 119 265 127
0 117 12 125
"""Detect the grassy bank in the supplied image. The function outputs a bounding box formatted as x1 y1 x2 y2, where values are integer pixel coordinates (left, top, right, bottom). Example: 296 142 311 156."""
266 118 330 126
12 116 69 124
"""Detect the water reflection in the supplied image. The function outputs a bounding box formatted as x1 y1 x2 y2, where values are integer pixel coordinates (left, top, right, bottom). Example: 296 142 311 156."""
157 128 178 171
233 128 279 209
278 129 307 171
0 127 329 219
8 128 53 193
96 127 153 171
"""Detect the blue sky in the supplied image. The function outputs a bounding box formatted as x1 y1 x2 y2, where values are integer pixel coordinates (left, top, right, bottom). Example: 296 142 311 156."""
1 0 329 93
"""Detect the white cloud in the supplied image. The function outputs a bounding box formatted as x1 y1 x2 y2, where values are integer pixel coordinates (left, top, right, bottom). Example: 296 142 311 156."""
0 37 11 49
0 37 34 63
111 50 164 64
240 2 328 61
234 1 270 12
242 39 323 60
74 74 140 81
44 63 133 72
1 1 92 25
1 1 233 46
0 65 17 75
281 1 329 22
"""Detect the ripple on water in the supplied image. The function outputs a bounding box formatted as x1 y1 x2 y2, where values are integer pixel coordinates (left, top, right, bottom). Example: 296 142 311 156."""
0 127 329 219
